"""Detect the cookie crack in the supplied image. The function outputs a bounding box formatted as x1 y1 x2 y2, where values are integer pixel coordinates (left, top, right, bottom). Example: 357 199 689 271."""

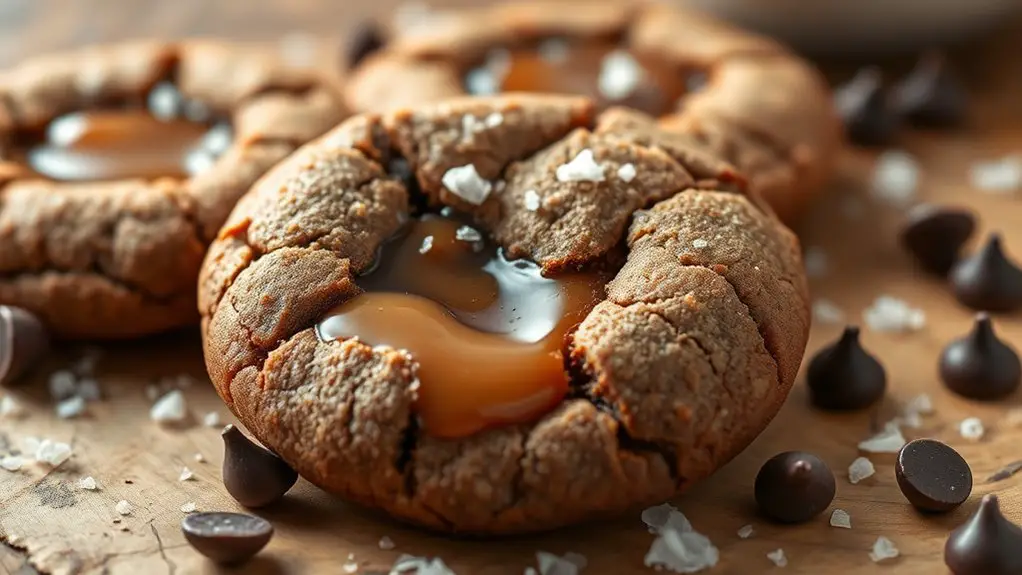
0 268 190 306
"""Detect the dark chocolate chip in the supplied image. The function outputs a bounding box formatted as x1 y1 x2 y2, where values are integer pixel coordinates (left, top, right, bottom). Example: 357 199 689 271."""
181 511 273 565
895 439 972 513
347 21 386 70
894 52 967 128
950 234 1022 313
986 460 1022 484
806 326 886 411
0 305 51 386
899 204 977 276
834 67 899 147
222 424 298 508
754 451 835 524
944 494 1022 575
940 313 1021 400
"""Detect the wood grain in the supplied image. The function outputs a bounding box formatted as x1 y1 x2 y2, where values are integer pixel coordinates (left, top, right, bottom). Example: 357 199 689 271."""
3 1 1022 574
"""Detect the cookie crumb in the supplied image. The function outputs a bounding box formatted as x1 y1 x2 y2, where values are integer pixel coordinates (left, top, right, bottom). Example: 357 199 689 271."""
848 456 876 484
1 455 23 472
863 296 926 333
55 396 86 419
556 149 606 183
692 238 709 249
737 524 754 539
442 164 493 205
34 439 72 467
179 467 195 482
378 535 395 550
202 411 221 428
617 163 637 183
812 299 846 325
78 476 99 490
959 417 985 441
872 150 919 207
803 246 828 278
830 509 852 529
48 370 77 400
150 390 187 423
858 425 906 453
419 236 434 254
524 190 541 211
970 156 1022 194
869 536 899 562
180 502 197 513
598 50 643 101
767 548 787 567
115 500 133 516
0 395 26 419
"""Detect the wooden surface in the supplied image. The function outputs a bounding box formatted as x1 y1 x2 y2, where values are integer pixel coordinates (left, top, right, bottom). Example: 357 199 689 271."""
3 1 1022 574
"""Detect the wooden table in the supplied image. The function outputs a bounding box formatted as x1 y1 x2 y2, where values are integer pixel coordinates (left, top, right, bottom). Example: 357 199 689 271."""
3 1 1022 573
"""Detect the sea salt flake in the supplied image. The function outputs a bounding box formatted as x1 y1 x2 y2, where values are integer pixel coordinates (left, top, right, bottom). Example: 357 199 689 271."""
0 395 26 418
524 190 541 211
180 502 197 513
419 236 434 254
830 509 852 529
455 225 483 244
692 239 709 249
56 396 86 419
872 151 919 207
618 163 637 183
391 555 455 575
484 112 504 128
644 527 719 573
343 558 359 573
150 390 187 423
1 455 23 472
803 246 828 278
869 536 899 562
556 149 605 183
970 156 1022 194
812 299 846 325
465 67 499 96
179 467 195 482
598 50 643 101
194 453 206 463
48 370 77 399
378 535 396 550
442 164 492 205
35 439 72 467
536 551 582 575
736 524 754 539
848 456 876 484
641 503 692 534
202 411 221 428
115 500 133 516
78 476 98 490
960 417 985 440
767 548 787 567
863 296 926 333
858 426 906 453
77 378 101 402
147 82 182 120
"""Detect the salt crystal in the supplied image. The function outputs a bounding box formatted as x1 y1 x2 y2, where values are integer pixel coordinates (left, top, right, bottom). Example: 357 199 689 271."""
22 436 40 454
185 149 217 176
179 467 195 482
538 38 570 64
0 395 26 418
960 417 985 440
598 50 643 101
1 455 23 472
201 124 233 156
147 82 182 120
644 527 719 573
803 246 828 278
203 411 221 428
858 426 906 453
77 378 101 402
343 558 359 573
391 555 455 575
872 151 919 207
78 476 98 490
812 299 846 325
455 225 483 244
736 524 754 539
863 296 926 333
115 500 133 515
524 190 541 211
419 236 434 254
180 502 197 513
970 156 1022 194
48 371 77 400
465 67 499 96
848 456 876 484
904 393 934 416
194 453 206 463
641 503 692 534
442 165 492 205
556 149 606 183
692 239 709 249
830 509 852 529
485 112 504 128
536 551 582 575
56 396 86 419
150 390 187 423
767 549 787 567
35 439 72 467
618 163 637 183
378 535 395 550
869 536 899 562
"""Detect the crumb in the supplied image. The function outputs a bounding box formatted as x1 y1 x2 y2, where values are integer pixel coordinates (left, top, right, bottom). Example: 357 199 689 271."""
960 417 985 441
863 296 925 332
812 299 846 325
441 164 492 204
115 500 133 516
858 425 906 453
848 456 876 484
737 524 754 539
872 151 919 207
617 163 637 183
179 467 195 482
150 390 187 423
767 548 787 567
78 476 99 490
869 536 899 562
830 509 851 529
556 149 606 183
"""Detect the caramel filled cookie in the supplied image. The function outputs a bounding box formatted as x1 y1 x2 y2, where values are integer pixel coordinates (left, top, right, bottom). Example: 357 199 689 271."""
0 41 347 339
199 95 809 534
345 0 840 223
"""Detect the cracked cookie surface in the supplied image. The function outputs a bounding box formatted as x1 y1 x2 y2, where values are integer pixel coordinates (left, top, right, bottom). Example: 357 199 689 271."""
199 94 809 534
0 41 346 339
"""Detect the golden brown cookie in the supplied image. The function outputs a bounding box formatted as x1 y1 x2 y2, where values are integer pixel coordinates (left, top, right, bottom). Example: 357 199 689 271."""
344 0 840 224
0 41 347 339
199 94 809 534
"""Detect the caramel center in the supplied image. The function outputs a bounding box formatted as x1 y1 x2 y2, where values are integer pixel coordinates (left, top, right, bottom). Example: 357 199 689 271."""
317 214 608 438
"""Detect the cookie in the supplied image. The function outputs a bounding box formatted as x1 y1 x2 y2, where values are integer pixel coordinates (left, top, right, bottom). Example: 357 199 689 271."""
344 0 840 223
0 41 346 339
199 94 809 534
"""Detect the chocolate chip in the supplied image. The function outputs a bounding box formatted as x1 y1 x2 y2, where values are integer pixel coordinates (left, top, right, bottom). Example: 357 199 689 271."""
222 424 298 508
894 52 967 128
944 494 1022 575
181 511 273 565
806 326 886 411
347 21 386 70
0 305 51 386
754 451 835 524
940 313 1021 400
834 68 899 147
950 234 1022 312
895 439 972 513
899 204 976 276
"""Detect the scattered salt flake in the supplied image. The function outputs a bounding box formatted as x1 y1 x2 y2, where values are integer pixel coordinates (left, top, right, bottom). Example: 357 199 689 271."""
78 476 98 490
441 164 492 205
378 535 395 550
150 390 187 423
869 536 899 562
538 38 570 64
524 190 541 211
56 396 86 419
692 239 709 249
391 555 455 575
812 299 846 325
830 509 852 529
617 163 637 183
536 551 583 575
48 370 77 399
180 502 197 513
194 453 206 463
343 558 358 573
34 439 72 467
556 149 605 183
645 527 719 573
641 503 692 534
465 67 499 95
872 151 919 207
767 548 788 567
803 246 828 278
202 411 220 428
904 393 934 415
848 457 876 484
115 500 133 516
455 225 483 244
1 455 23 472
598 50 643 101
22 436 40 454
419 235 434 254
737 524 754 539
970 156 1022 194
858 426 906 453
147 82 181 120
77 378 101 401
179 467 195 482
0 395 26 418
484 112 504 128
960 417 985 441
863 296 926 333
